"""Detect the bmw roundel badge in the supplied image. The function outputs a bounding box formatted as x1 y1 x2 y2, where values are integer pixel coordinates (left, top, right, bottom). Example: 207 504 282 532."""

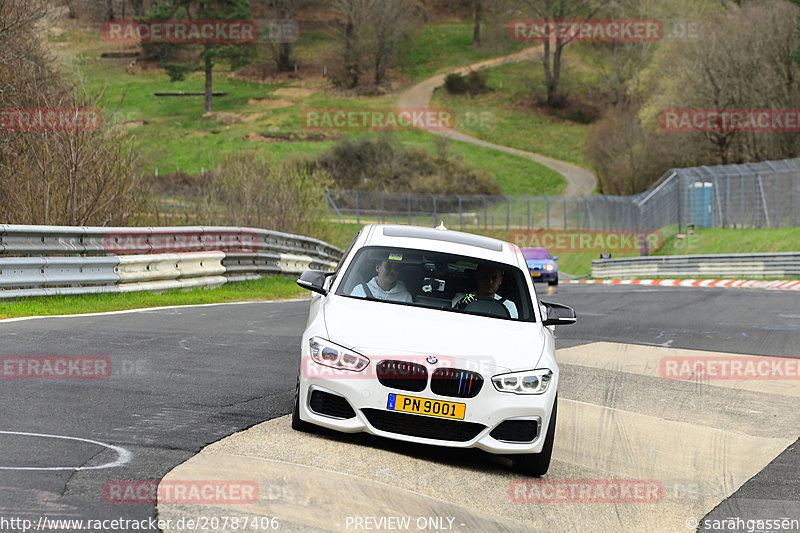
426 356 438 364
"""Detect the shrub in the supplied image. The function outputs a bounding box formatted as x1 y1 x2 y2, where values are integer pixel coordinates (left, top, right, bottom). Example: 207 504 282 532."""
444 73 469 94
200 152 331 236
311 135 501 195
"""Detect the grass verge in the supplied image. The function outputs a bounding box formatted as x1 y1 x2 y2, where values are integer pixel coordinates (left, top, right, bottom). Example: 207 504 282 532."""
655 227 800 256
0 276 307 319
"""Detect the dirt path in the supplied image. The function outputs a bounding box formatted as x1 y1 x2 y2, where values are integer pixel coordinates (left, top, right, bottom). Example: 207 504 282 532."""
398 46 597 196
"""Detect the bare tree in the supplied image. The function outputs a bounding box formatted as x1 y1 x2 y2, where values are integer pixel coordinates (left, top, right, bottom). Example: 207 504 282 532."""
587 0 800 193
473 0 482 46
265 0 295 72
368 0 416 85
639 0 800 164
332 0 372 88
0 0 144 225
520 0 600 108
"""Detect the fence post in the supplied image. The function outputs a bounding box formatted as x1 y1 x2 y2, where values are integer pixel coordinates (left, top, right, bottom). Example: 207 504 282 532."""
765 161 780 228
355 190 360 224
457 195 463 230
526 196 531 230
483 196 487 230
506 196 510 230
407 194 411 225
737 167 745 229
794 170 798 227
432 195 437 227
544 195 550 230
724 172 731 228
380 191 385 224
563 198 567 229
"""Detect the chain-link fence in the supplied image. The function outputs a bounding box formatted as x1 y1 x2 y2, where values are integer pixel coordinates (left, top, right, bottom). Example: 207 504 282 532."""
325 158 800 231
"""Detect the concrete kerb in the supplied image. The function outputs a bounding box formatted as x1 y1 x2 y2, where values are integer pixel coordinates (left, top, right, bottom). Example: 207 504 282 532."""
563 279 800 291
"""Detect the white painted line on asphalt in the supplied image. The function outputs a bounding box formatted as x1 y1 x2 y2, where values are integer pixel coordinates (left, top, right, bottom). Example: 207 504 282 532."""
0 298 310 324
0 430 131 471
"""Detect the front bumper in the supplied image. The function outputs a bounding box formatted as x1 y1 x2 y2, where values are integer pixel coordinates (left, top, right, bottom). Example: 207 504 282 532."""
530 270 558 283
297 364 558 455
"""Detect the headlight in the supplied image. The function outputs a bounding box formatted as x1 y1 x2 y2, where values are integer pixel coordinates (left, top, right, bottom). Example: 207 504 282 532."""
492 369 552 394
544 264 555 271
309 337 369 372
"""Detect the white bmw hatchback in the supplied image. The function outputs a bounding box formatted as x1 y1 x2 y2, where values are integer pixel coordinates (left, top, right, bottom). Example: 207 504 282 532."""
293 224 576 476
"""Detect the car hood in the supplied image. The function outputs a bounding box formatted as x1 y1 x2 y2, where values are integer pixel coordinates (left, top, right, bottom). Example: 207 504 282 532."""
323 295 546 372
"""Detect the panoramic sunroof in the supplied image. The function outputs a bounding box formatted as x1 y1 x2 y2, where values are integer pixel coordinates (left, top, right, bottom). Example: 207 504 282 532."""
382 226 503 251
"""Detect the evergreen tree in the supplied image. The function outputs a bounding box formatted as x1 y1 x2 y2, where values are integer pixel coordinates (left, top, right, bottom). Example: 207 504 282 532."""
144 0 255 113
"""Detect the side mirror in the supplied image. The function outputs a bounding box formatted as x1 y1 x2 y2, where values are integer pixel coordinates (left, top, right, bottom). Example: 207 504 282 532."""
297 270 332 296
553 256 559 261
540 300 576 326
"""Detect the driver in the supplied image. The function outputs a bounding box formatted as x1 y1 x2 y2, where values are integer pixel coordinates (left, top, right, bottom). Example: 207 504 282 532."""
452 263 518 318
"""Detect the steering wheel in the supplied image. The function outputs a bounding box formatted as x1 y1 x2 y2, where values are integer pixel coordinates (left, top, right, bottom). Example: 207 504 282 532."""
462 297 511 318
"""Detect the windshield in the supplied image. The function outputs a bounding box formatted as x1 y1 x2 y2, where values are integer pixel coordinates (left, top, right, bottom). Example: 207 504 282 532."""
522 248 552 260
335 246 534 321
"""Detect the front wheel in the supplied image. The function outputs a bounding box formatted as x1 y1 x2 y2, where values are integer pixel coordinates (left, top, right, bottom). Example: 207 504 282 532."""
511 395 557 477
291 375 316 433
548 278 558 286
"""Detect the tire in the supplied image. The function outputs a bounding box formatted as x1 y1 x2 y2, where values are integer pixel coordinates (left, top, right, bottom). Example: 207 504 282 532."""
548 278 558 286
291 375 316 433
511 395 557 477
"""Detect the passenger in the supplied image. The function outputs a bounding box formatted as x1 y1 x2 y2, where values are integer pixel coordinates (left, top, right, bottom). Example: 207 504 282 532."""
452 263 518 318
351 258 413 303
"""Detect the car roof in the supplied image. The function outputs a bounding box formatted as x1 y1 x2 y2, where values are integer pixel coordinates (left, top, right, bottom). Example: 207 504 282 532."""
360 224 518 264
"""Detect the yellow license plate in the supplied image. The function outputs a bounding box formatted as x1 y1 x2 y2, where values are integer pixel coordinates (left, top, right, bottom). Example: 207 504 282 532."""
530 271 542 277
387 394 466 420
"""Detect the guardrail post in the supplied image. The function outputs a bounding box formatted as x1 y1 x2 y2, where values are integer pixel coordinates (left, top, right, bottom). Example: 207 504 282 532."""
483 196 487 230
431 195 437 227
380 191 385 224
407 194 411 225
355 190 360 224
563 198 567 229
505 196 510 230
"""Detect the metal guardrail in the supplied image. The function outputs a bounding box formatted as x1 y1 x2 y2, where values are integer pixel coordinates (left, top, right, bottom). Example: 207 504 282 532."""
592 252 800 279
0 225 343 299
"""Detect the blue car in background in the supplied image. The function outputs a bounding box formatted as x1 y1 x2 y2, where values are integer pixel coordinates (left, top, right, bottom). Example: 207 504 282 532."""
521 247 559 286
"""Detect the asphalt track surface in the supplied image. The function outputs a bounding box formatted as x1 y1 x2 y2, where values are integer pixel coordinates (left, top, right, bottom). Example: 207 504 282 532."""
0 285 798 532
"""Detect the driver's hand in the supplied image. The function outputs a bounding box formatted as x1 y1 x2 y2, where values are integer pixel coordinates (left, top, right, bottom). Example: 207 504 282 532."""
454 293 476 310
